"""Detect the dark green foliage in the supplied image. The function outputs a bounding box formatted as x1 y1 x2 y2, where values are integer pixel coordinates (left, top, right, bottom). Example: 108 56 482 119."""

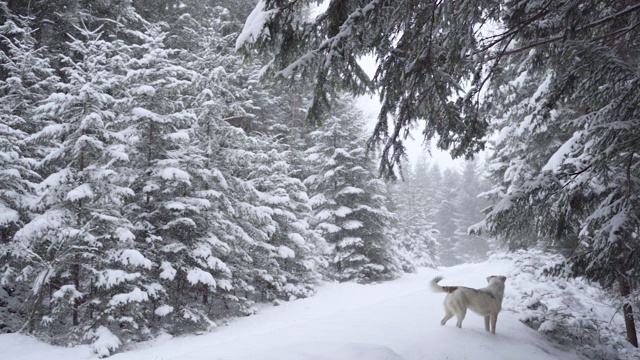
3 0 138 52
477 0 640 347
0 2 413 355
243 1 640 345
238 0 502 179
304 100 404 283
480 0 640 281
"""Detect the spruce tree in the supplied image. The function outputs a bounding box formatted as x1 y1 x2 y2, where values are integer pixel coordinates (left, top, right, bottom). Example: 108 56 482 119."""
389 160 438 268
245 140 324 300
9 26 139 353
0 14 57 335
450 159 491 264
304 101 403 283
0 16 54 242
433 168 461 266
479 1 640 347
116 25 233 340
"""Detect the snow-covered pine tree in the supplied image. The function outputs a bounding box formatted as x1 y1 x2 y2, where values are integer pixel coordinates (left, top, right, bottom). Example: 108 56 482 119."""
247 75 315 183
246 140 324 300
200 119 317 307
475 51 577 252
229 54 325 293
0 15 59 135
234 16 315 182
202 120 274 308
0 13 58 334
304 100 403 283
233 40 326 297
381 190 418 274
189 83 256 319
8 26 141 354
433 168 461 266
183 8 323 311
115 25 236 342
0 15 53 244
388 159 438 268
177 8 262 318
477 1 640 347
421 162 444 230
449 159 491 264
2 0 138 54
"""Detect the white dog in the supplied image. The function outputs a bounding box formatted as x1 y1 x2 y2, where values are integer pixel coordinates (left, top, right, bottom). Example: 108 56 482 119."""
430 275 507 334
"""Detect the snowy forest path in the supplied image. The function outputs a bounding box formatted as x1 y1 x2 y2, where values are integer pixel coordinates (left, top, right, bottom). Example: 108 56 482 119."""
1 259 581 360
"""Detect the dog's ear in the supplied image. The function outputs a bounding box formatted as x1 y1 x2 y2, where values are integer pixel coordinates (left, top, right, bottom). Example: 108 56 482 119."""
487 275 507 283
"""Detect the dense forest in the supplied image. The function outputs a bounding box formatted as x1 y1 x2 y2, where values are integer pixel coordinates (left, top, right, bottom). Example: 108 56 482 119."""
1 0 639 357
0 0 491 356
244 0 639 350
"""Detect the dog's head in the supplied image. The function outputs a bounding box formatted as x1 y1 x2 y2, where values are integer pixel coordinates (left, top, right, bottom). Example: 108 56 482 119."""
486 275 507 283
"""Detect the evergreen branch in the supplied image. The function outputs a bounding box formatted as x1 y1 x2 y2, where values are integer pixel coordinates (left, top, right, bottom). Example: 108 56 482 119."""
476 0 554 53
559 163 594 178
586 2 640 29
491 14 640 59
626 151 634 198
276 0 383 79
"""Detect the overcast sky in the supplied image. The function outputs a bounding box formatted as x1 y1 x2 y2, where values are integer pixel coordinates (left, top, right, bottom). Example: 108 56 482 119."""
354 55 463 171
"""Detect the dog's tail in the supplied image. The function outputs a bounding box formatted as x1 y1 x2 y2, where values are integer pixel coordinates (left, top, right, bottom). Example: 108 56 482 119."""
430 276 446 293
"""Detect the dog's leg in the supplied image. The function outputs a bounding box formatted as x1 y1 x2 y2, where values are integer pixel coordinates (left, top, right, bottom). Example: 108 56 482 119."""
490 313 498 334
484 315 490 332
441 312 454 326
455 307 467 328
441 304 454 326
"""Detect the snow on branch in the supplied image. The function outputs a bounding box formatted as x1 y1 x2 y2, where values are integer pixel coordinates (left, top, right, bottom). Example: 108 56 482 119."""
235 0 276 50
186 268 217 287
65 183 95 202
276 0 383 78
88 326 122 358
118 249 153 269
108 287 149 306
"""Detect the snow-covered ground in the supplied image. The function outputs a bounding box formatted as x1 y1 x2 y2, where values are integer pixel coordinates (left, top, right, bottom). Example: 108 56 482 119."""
1 256 587 360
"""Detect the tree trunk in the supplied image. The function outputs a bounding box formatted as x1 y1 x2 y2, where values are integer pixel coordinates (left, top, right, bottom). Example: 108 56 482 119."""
72 260 80 326
619 276 638 347
202 284 208 305
74 140 85 327
26 268 52 334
